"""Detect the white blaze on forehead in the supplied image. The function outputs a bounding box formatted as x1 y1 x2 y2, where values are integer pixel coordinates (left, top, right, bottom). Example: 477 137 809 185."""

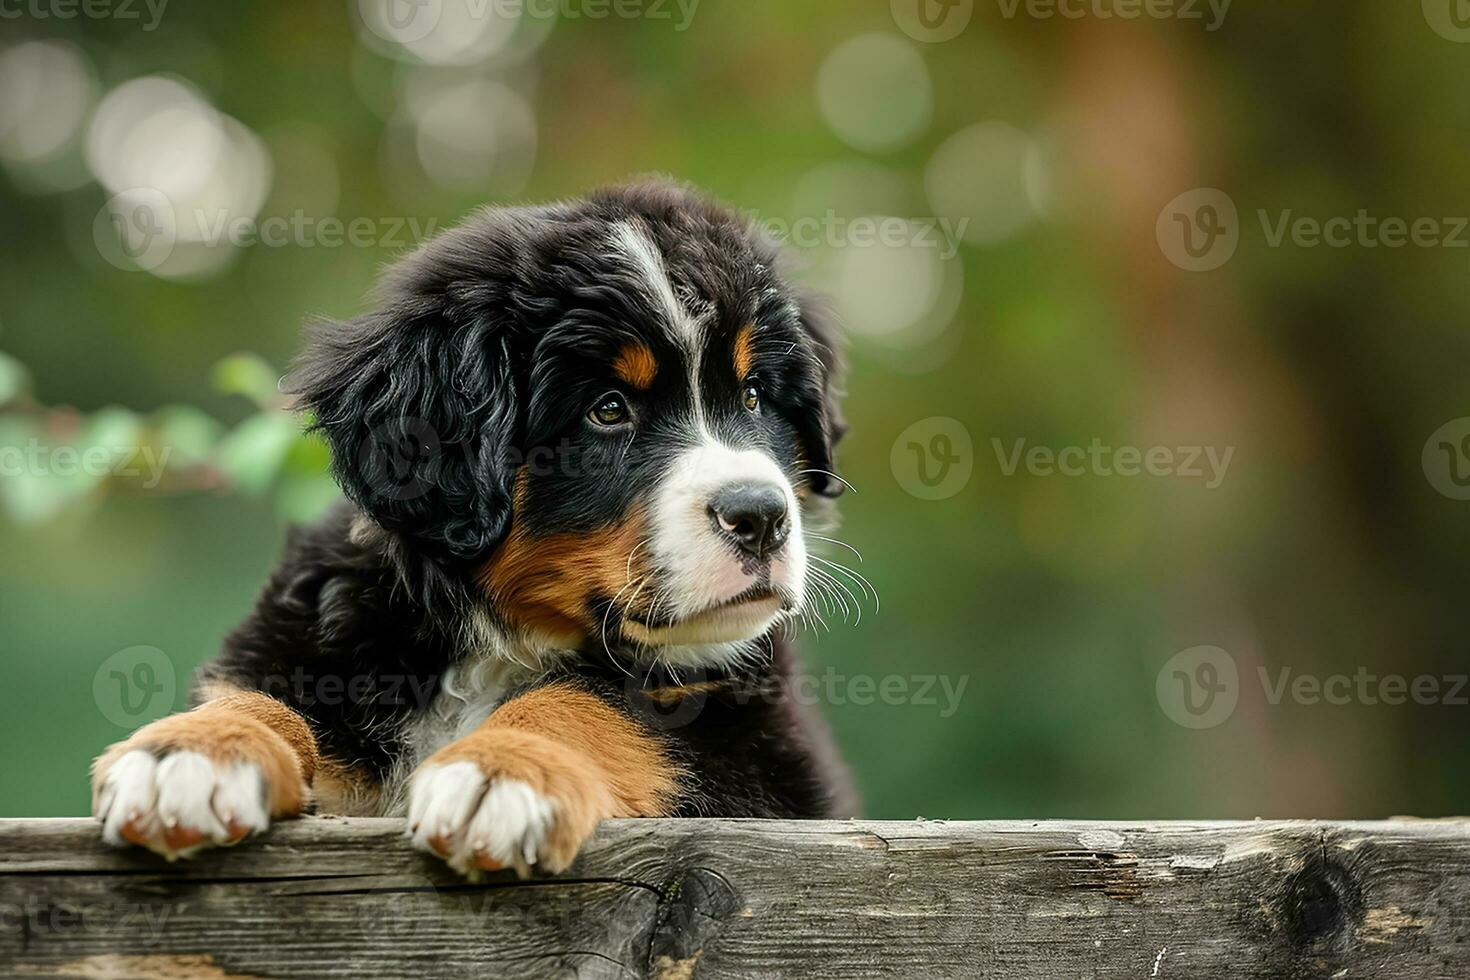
611 219 712 428
611 220 702 348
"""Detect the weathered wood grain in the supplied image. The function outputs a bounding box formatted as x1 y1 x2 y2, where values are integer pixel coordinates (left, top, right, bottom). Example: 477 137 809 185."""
2 817 1468 979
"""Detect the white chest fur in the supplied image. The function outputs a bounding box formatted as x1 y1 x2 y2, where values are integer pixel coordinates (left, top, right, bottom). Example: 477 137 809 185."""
379 640 543 816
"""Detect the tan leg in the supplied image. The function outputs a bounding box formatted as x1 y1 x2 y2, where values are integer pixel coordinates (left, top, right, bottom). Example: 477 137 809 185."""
407 683 680 875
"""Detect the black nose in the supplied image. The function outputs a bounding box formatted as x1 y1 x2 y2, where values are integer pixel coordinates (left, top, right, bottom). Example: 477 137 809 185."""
709 484 790 560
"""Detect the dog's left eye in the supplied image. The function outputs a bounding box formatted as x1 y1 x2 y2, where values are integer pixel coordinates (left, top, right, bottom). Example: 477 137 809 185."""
588 392 630 427
742 383 761 413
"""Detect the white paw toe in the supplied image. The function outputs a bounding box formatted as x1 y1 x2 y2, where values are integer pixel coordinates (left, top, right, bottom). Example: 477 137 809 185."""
407 763 557 875
99 750 160 848
96 749 268 858
467 779 556 871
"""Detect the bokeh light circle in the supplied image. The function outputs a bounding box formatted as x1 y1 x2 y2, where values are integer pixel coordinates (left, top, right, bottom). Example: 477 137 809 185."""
817 34 932 153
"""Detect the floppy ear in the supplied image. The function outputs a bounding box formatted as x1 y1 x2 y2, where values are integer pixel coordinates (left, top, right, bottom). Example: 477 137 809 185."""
287 305 519 565
793 290 848 498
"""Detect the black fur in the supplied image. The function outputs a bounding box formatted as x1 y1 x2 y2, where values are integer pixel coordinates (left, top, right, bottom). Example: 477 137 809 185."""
198 180 856 820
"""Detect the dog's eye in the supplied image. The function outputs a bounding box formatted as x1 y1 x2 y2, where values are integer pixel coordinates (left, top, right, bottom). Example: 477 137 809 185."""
742 383 761 413
588 392 630 427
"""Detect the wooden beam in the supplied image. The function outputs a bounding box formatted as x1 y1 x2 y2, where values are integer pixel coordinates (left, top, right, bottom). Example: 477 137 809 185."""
2 818 1468 978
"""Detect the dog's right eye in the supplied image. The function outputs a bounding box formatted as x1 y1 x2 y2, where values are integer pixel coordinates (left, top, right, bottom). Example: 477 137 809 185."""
588 392 630 427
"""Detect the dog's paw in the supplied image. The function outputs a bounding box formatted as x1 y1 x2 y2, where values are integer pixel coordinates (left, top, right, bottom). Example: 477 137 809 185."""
406 731 614 876
94 749 269 859
90 704 311 860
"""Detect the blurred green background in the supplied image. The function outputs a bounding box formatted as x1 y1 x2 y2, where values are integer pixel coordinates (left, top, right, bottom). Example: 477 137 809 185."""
3 0 1469 820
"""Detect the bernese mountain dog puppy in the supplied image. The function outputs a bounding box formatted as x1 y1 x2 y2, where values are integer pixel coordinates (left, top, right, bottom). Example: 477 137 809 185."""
90 180 857 876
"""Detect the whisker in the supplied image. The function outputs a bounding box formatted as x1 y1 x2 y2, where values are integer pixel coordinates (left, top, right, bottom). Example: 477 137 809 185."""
797 469 857 494
806 533 864 563
810 554 880 614
809 565 857 625
811 575 846 628
808 572 840 619
625 537 651 582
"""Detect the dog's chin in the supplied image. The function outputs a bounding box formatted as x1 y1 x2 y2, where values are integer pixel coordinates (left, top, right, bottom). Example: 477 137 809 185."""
621 593 788 648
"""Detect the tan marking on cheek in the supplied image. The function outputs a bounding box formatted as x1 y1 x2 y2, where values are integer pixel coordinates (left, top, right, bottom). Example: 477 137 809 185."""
613 342 659 390
478 506 651 643
733 323 756 380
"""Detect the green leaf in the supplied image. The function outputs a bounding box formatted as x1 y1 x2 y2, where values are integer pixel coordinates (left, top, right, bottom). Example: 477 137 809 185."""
213 353 282 408
282 430 332 477
0 351 32 406
1 469 74 523
152 405 225 467
213 412 301 496
81 406 145 457
275 472 342 523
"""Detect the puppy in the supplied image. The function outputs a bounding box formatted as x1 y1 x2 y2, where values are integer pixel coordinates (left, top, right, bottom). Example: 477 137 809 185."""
90 180 856 876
